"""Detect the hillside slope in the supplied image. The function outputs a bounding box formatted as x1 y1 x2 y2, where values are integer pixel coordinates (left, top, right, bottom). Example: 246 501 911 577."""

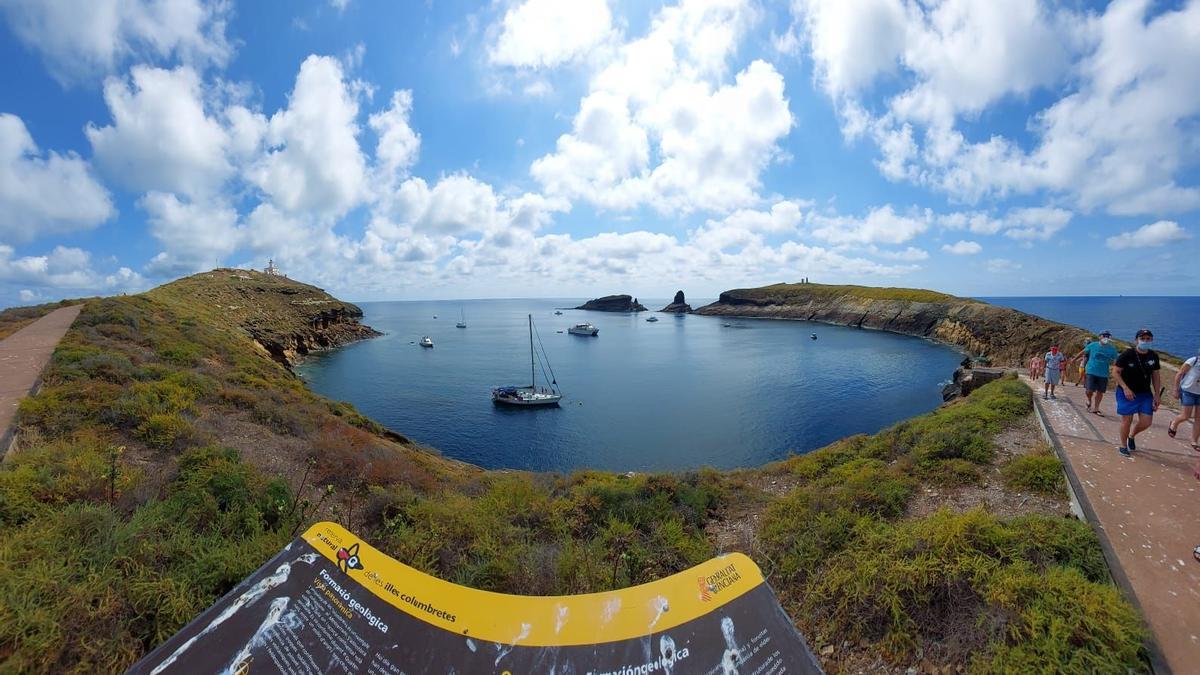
695 283 1093 365
0 273 1146 673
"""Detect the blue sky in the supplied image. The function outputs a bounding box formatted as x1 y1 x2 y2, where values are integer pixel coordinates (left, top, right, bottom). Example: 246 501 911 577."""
0 0 1197 307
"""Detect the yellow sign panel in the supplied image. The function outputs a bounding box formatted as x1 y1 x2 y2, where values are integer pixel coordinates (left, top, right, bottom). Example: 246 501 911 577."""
130 522 822 674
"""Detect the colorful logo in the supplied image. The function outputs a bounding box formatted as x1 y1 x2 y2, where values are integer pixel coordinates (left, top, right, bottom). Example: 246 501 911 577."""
697 576 712 602
336 543 363 573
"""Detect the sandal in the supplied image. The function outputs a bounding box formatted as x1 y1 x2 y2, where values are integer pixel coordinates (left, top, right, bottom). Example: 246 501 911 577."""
1194 546 1200 563
1168 422 1178 438
1093 409 1104 417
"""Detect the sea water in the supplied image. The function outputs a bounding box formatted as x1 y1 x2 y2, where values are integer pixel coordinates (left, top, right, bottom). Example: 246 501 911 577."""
297 299 962 472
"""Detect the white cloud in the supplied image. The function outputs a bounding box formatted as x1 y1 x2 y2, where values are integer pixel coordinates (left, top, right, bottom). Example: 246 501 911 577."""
0 113 114 242
330 0 351 12
87 65 234 198
1105 220 1191 250
941 240 981 255
18 289 38 303
868 245 928 261
248 55 369 217
809 204 929 246
0 244 143 292
531 0 793 214
986 258 1022 272
793 0 1200 216
1003 206 1072 241
937 211 1003 235
490 0 614 69
0 0 232 85
139 191 241 275
369 90 421 181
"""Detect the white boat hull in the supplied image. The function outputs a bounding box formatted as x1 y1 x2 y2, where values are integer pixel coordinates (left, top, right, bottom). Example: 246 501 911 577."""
568 327 598 336
492 388 561 406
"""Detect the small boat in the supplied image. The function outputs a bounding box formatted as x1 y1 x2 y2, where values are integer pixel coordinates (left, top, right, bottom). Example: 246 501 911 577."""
433 315 438 319
492 315 562 407
554 310 563 315
419 336 433 348
568 323 599 336
646 316 659 322
456 306 466 328
722 323 732 327
810 333 817 340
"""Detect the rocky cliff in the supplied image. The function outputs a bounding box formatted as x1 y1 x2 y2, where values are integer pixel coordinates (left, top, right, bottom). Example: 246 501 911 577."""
147 268 381 366
694 283 1093 366
659 290 692 313
576 294 647 312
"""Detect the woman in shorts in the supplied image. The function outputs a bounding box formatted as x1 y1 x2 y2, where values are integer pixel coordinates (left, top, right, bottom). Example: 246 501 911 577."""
1169 349 1200 452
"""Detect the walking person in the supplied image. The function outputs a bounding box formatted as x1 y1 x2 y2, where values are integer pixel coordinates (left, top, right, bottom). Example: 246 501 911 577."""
1113 329 1162 457
1168 348 1200 452
1043 346 1065 400
1073 341 1089 387
1028 353 1042 380
1072 330 1119 414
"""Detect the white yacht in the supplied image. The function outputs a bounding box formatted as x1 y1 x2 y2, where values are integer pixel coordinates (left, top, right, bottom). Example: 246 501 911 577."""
568 322 599 336
456 307 466 328
492 315 562 407
419 336 433 348
645 316 659 322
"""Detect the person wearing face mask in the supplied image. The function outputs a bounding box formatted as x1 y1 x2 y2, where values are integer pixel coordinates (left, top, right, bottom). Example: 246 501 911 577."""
1112 328 1162 457
1043 345 1065 400
1071 330 1119 414
1167 346 1200 452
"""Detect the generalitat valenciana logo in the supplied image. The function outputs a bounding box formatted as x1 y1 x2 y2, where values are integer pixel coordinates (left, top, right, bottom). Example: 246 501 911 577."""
337 543 364 573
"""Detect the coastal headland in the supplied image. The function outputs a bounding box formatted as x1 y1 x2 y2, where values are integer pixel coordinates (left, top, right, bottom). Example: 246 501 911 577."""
0 270 1150 673
694 282 1094 366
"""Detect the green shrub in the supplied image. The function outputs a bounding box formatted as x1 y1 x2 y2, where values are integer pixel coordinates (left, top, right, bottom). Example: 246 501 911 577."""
1002 454 1066 497
136 413 195 451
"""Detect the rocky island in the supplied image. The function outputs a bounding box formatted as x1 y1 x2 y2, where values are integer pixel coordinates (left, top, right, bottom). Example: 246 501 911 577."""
575 294 647 312
695 282 1092 365
659 290 692 313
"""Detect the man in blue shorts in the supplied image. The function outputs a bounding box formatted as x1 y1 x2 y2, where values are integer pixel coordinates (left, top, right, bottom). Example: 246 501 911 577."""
1071 330 1119 414
1112 328 1162 457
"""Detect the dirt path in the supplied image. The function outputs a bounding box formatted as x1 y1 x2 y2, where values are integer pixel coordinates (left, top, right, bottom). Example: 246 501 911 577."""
0 304 82 455
1023 374 1198 674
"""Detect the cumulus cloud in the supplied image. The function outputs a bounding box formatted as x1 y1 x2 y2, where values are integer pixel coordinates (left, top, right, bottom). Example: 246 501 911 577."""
369 90 421 181
1105 220 1191 250
490 0 614 69
986 258 1022 272
248 55 369 218
791 0 1200 216
139 191 241 275
0 244 143 292
0 0 233 85
1003 207 1072 241
0 114 114 242
941 240 981 255
809 204 929 246
531 0 793 214
87 65 234 198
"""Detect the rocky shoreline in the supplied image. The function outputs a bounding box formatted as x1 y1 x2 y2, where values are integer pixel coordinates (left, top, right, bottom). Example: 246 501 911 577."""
576 294 647 312
694 283 1092 366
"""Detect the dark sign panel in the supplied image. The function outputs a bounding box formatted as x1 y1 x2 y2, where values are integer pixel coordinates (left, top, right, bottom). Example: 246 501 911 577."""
128 522 822 674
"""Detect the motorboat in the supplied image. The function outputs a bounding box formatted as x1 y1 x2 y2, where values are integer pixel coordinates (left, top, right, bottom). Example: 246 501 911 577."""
554 310 563 315
568 323 598 336
492 315 562 407
419 336 433 348
646 316 659 322
810 333 817 340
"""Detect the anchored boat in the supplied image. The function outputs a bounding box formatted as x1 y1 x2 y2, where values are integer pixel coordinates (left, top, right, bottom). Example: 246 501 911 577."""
492 315 562 407
568 322 598 336
419 336 433 348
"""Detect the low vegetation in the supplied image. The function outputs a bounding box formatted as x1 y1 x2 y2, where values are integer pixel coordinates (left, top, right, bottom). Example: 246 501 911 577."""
0 275 1146 673
725 282 969 304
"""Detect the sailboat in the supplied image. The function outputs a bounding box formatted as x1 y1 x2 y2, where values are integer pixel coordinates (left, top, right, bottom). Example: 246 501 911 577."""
456 306 466 328
492 315 562 407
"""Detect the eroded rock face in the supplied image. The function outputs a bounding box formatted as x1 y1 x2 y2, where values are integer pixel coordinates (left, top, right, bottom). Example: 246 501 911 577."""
660 290 693 313
248 305 381 367
576 294 647 312
694 285 1091 366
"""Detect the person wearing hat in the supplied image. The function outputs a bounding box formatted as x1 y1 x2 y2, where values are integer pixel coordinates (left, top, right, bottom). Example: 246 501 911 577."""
1112 328 1162 457
1071 330 1119 414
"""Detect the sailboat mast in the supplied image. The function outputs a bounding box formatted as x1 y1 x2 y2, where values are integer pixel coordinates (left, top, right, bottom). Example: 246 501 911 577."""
529 314 535 389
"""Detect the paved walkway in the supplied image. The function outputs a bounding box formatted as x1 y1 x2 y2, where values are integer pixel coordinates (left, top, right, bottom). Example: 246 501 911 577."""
1023 375 1198 674
0 305 82 454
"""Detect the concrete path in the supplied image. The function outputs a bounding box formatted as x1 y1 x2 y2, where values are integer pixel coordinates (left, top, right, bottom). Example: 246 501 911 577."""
1023 374 1198 674
0 305 82 454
